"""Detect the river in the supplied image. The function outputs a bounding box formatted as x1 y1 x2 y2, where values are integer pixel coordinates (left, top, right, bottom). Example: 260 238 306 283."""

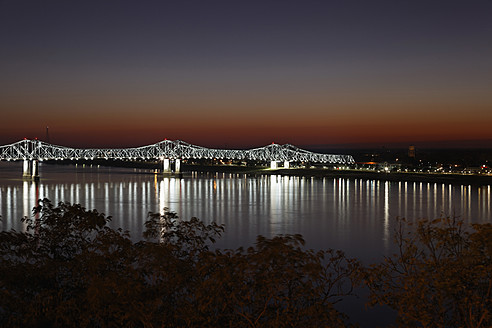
1 161 491 326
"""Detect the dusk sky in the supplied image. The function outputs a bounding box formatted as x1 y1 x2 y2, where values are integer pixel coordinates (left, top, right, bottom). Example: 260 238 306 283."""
1 0 492 149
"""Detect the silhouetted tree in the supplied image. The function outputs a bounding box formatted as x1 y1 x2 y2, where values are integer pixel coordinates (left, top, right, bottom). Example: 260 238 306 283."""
0 199 359 327
363 217 492 328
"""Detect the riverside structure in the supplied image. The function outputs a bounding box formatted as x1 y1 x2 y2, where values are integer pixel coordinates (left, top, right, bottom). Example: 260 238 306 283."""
0 139 355 179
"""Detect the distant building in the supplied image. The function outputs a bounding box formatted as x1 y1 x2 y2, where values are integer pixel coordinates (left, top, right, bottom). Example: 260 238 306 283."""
408 145 415 158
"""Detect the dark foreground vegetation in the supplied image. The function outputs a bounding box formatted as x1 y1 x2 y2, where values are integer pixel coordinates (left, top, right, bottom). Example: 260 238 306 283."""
0 200 491 327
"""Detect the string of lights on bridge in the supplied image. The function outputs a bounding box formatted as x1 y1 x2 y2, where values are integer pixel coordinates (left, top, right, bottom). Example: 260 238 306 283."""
0 138 354 179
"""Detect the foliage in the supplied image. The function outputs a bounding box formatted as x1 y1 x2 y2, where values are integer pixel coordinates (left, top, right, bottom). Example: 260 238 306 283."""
8 200 491 327
363 217 492 328
184 234 359 328
0 199 359 328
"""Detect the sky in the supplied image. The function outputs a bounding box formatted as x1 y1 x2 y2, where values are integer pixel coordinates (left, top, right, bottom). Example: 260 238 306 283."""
1 0 492 149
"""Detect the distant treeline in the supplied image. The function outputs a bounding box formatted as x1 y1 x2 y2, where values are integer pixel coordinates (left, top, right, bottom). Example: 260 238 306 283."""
349 147 492 167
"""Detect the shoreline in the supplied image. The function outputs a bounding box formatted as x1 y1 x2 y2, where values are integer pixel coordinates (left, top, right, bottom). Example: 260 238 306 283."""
42 160 492 186
254 168 492 186
182 165 492 186
183 165 492 186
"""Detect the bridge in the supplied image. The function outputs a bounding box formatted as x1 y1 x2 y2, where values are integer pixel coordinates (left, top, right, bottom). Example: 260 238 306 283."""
0 139 355 179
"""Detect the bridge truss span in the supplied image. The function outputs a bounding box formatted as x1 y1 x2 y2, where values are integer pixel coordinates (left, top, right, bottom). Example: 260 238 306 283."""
0 139 354 177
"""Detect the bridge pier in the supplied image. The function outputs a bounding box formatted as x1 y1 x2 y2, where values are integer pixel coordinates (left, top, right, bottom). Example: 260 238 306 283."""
31 160 39 180
284 161 290 169
163 158 181 174
23 159 31 178
270 161 278 169
163 159 171 173
175 159 181 173
22 159 40 180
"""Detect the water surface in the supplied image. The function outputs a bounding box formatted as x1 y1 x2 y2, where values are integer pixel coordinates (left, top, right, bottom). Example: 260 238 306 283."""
1 162 491 326
2 162 490 260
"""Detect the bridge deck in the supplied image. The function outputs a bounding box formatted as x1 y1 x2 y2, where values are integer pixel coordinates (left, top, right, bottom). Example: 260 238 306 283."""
0 139 354 164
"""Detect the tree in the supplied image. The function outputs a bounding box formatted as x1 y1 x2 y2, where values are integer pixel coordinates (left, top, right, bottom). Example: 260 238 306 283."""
182 235 360 328
0 199 359 327
363 217 492 328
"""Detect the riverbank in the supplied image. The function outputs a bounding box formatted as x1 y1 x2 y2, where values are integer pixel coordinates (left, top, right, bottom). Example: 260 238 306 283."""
256 168 492 186
184 165 492 186
43 160 492 185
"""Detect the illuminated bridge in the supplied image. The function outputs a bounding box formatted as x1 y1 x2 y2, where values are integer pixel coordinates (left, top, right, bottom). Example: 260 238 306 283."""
0 139 355 179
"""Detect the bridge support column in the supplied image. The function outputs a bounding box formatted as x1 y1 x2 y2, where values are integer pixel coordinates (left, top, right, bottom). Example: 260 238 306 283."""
163 159 171 173
284 161 290 169
175 159 181 173
31 160 39 180
270 161 278 169
23 159 31 178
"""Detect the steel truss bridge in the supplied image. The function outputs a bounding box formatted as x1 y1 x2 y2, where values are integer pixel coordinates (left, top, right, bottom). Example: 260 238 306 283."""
0 139 354 178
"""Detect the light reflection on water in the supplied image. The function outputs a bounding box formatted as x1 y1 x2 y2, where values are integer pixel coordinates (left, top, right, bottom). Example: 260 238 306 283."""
0 162 491 263
1 162 492 327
